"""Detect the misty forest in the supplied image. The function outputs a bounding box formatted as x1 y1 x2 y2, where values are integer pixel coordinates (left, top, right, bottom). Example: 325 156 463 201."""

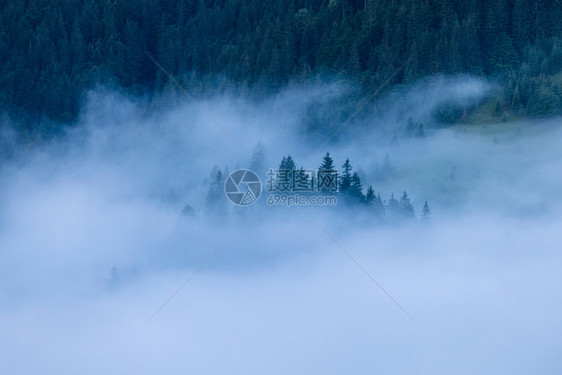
1 0 562 374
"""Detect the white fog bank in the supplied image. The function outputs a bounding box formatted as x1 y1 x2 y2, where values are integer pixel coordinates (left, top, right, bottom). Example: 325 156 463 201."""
1 79 561 374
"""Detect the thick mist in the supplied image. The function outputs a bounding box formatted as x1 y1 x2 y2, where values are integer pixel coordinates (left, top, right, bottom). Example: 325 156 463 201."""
1 77 562 374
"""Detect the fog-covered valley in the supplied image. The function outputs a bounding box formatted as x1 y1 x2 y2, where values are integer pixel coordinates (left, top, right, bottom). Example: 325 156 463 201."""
1 76 562 374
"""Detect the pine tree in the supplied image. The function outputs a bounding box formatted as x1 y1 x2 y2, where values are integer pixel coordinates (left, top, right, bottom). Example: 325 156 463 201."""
285 155 296 171
340 158 353 192
373 193 386 217
277 155 297 190
364 185 375 205
422 200 432 221
319 152 335 170
349 172 364 201
318 151 336 193
399 191 415 219
279 155 296 171
386 193 400 219
206 168 227 216
279 156 287 170
417 124 426 138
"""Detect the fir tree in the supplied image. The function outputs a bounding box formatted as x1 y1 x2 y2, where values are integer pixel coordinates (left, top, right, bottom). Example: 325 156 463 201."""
422 200 432 221
318 151 336 193
279 156 287 170
417 124 426 138
348 172 364 201
399 191 415 219
319 152 335 170
340 158 353 192
364 185 376 205
278 155 297 190
373 193 386 217
206 168 227 216
386 193 400 219
280 155 296 171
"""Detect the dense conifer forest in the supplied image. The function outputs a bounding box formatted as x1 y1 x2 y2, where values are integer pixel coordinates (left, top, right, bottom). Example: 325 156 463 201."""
1 0 561 135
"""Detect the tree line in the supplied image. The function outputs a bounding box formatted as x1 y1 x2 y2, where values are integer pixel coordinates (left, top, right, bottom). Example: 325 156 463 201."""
1 0 561 136
204 150 432 222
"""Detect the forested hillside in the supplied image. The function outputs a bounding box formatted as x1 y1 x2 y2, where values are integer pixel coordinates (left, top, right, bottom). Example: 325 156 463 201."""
1 0 561 132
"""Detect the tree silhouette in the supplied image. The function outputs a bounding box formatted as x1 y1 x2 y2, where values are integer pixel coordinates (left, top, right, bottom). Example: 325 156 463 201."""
422 200 432 222
340 158 353 192
399 191 415 219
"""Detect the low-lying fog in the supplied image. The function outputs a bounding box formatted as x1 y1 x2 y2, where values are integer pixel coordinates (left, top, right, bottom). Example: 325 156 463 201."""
1 77 561 374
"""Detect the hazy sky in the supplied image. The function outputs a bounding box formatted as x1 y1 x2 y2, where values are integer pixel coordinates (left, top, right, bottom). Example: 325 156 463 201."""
1 77 561 374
